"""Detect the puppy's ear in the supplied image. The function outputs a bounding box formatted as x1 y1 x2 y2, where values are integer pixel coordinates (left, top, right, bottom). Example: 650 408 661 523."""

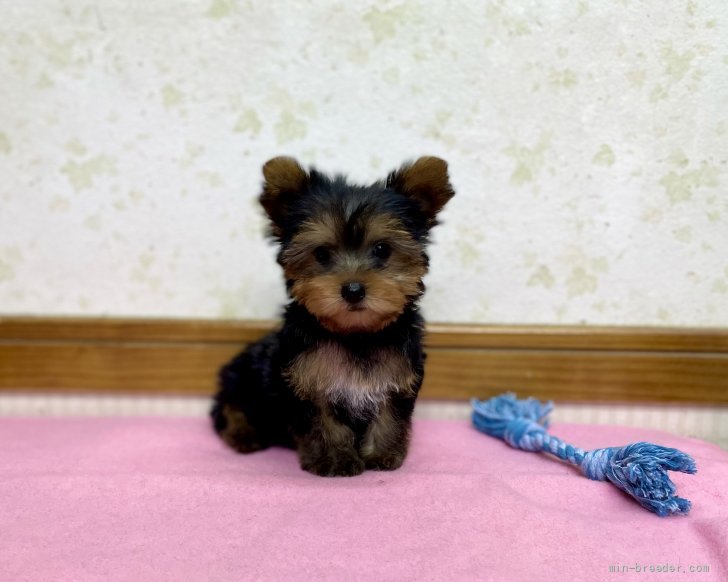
386 156 454 224
259 156 309 237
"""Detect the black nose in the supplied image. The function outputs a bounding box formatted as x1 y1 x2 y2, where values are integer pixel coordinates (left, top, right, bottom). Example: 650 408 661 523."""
341 282 366 304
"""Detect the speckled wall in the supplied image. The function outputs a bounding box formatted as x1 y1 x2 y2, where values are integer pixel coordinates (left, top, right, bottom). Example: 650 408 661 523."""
1 1 727 326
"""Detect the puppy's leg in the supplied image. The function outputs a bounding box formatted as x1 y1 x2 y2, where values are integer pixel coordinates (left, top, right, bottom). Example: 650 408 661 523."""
297 408 365 477
360 399 413 471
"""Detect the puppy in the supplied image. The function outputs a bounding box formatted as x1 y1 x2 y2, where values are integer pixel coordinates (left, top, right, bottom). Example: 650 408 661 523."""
211 156 454 476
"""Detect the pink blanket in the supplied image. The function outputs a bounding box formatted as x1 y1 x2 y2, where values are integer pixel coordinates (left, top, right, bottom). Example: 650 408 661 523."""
1 417 726 581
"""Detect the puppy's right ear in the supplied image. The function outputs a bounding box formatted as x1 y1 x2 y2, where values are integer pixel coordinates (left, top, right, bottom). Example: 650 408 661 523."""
259 156 309 238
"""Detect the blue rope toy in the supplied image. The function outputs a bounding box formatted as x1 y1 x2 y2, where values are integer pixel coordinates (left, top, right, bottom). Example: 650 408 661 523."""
471 393 697 517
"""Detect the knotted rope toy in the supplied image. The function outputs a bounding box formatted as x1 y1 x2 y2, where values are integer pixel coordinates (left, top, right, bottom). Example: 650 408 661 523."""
471 393 697 516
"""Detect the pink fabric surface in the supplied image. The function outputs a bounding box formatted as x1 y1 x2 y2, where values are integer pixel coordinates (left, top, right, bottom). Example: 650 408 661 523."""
1 417 726 582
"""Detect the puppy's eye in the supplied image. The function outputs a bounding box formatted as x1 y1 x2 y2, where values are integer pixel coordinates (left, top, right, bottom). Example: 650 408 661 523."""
372 242 392 261
313 246 331 266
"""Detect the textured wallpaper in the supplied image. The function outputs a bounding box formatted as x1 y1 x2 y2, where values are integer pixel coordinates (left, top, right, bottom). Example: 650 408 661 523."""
1 1 727 326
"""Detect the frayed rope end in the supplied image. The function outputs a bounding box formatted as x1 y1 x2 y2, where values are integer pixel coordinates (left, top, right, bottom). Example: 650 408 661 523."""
594 442 697 517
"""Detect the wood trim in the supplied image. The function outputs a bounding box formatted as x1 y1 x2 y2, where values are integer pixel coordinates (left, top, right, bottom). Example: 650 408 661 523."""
0 317 275 344
426 324 728 352
2 317 728 352
1 317 727 403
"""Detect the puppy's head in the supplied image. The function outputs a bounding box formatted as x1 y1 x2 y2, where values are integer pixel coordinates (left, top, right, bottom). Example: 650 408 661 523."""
259 156 454 334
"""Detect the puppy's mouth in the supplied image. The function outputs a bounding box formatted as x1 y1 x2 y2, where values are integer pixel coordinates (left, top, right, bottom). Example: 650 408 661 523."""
290 276 411 334
318 300 400 334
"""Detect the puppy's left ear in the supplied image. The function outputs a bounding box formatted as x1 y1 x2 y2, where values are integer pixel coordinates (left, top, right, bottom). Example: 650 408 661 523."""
386 156 454 224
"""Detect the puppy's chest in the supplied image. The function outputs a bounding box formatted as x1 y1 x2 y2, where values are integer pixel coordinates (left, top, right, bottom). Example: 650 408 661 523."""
284 341 416 412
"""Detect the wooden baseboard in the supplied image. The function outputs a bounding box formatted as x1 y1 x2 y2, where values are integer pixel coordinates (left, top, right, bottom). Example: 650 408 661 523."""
1 317 727 403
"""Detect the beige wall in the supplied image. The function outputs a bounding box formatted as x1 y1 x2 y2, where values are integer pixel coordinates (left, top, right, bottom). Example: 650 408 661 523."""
1 1 727 325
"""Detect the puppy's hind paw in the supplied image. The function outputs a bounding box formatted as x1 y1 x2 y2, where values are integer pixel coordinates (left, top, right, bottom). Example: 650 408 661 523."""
214 404 269 454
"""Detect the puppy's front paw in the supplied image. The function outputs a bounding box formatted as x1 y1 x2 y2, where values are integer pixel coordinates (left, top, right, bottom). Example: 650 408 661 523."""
301 451 365 477
364 452 405 472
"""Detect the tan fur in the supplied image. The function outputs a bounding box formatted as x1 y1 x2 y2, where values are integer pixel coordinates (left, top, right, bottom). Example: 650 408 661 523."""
360 215 410 246
262 156 308 195
291 272 419 333
284 213 427 333
387 156 454 221
360 403 399 457
319 408 357 446
218 404 266 453
259 157 309 237
281 215 340 277
284 341 417 415
289 215 341 249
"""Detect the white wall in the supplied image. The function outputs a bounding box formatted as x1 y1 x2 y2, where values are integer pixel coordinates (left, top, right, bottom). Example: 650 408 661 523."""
1 1 727 326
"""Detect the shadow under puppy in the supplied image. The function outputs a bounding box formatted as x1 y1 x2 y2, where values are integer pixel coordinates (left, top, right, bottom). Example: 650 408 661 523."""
211 156 454 476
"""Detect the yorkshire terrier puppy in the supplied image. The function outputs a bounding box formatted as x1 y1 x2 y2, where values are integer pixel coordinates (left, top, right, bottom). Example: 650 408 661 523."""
211 156 454 476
